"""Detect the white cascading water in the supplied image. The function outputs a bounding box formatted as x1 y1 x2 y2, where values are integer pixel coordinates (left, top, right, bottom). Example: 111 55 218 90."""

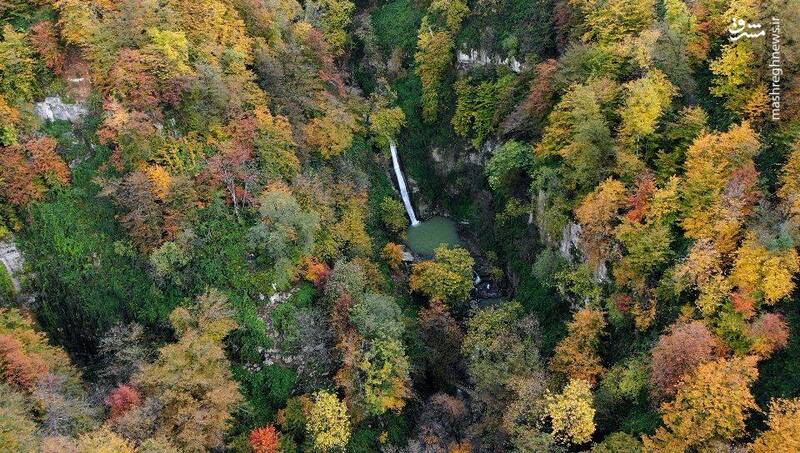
389 140 420 226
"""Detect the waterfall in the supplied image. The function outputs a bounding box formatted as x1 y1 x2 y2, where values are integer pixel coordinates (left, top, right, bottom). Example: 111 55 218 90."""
389 140 420 226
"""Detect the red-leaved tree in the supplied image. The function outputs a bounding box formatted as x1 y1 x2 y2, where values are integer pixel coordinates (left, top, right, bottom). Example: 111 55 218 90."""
105 384 142 420
650 321 723 401
249 425 281 453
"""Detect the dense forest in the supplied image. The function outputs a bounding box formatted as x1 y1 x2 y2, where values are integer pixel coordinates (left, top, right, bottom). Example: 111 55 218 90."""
0 0 799 451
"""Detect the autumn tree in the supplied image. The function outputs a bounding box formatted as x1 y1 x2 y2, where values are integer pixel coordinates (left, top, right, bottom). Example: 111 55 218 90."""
381 242 404 270
0 25 37 104
0 137 70 208
229 107 299 182
550 309 607 385
649 320 722 401
643 356 759 451
575 178 627 267
410 245 474 306
617 70 676 146
500 372 554 451
97 323 149 385
74 427 135 453
730 233 799 305
105 385 141 420
749 398 800 453
0 95 20 146
358 336 411 416
0 335 49 390
710 40 763 117
304 108 356 159
133 290 242 452
250 425 281 453
307 390 351 452
99 167 189 253
106 49 160 113
0 308 94 439
29 20 64 75
779 144 800 224
0 383 38 453
409 393 471 452
369 105 405 148
572 0 655 44
747 313 790 358
680 123 761 248
545 379 596 445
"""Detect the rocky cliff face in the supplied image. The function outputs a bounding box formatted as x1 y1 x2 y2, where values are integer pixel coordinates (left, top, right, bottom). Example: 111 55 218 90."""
456 48 525 73
557 221 608 282
34 96 87 123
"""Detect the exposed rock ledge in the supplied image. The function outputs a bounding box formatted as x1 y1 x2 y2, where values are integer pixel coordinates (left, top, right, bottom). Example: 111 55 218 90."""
457 49 524 73
34 96 87 123
0 239 24 293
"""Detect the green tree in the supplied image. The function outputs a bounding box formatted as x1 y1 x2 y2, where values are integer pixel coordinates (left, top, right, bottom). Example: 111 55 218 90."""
537 81 615 193
349 293 404 340
250 189 320 287
414 0 469 122
379 197 409 235
592 432 642 453
312 0 355 55
462 301 542 394
486 141 533 193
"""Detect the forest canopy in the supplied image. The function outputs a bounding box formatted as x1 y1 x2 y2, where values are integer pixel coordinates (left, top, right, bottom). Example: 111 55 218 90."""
0 0 799 452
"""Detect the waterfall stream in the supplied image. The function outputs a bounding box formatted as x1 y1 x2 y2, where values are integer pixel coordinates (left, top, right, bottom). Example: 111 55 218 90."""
389 140 419 226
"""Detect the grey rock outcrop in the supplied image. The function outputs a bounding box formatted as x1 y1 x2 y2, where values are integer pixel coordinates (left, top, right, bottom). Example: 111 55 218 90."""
34 96 87 123
0 240 24 293
457 49 524 73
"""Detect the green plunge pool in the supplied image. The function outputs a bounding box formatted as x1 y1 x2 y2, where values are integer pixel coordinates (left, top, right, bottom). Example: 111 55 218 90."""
406 216 460 257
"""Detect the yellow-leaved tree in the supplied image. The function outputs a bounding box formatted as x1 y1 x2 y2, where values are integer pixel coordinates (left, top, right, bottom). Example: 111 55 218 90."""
749 398 800 453
550 309 607 385
545 379 596 445
307 390 351 452
779 144 800 224
730 233 799 305
643 356 759 451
